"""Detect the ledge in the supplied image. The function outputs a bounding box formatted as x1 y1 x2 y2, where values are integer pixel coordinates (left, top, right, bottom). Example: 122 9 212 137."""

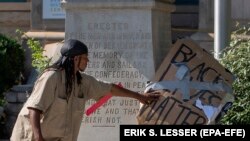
0 2 31 11
62 1 175 12
22 31 65 40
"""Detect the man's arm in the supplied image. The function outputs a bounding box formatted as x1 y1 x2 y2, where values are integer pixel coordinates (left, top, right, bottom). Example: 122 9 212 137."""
110 84 159 104
28 108 44 141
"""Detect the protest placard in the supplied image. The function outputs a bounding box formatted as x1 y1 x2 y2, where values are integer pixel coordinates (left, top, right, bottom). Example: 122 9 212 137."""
137 39 235 125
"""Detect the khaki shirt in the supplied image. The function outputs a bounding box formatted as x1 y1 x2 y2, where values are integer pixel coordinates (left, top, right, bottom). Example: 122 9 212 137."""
11 70 112 141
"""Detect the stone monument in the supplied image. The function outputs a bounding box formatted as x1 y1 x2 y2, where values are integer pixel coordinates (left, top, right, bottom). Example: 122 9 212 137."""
61 0 175 141
190 0 214 52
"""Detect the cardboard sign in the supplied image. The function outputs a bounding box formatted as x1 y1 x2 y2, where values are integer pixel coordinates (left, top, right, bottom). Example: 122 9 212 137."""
137 39 235 125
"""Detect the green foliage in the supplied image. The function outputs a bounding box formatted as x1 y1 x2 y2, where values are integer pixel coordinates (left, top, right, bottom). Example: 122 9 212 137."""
16 29 51 73
0 33 25 105
0 99 5 107
26 38 51 72
220 24 250 124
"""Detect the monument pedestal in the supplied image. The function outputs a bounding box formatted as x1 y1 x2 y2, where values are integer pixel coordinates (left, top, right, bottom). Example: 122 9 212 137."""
62 0 175 141
191 32 214 52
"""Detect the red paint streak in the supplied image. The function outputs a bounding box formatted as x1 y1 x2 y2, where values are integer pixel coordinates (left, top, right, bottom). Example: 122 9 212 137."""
85 82 123 116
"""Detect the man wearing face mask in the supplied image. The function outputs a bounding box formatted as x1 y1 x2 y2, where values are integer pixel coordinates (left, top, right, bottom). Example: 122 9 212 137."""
10 39 159 141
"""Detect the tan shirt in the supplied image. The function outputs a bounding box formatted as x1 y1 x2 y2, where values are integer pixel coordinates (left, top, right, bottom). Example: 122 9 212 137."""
11 70 112 141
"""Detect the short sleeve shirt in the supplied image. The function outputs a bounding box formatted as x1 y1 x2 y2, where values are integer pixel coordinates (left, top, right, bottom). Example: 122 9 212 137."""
10 70 112 141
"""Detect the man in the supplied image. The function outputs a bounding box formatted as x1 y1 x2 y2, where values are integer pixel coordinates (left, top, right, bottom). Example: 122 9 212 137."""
11 39 159 141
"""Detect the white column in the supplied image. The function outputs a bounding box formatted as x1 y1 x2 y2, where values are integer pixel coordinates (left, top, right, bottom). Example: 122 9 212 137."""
214 0 231 60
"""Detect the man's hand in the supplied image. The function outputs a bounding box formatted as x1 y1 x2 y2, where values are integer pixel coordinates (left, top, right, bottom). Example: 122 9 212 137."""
28 108 44 141
110 84 160 104
34 136 45 141
138 91 161 105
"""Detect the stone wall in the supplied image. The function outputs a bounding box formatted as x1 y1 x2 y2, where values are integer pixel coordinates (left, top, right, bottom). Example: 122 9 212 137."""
0 2 31 37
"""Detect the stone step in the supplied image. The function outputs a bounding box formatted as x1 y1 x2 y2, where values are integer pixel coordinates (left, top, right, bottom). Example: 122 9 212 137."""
4 91 29 103
10 84 33 93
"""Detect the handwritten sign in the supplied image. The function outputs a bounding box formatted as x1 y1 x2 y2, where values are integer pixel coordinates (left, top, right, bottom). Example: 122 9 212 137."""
137 39 235 125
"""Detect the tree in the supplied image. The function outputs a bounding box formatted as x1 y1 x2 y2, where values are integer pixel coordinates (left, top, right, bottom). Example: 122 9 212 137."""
0 34 24 106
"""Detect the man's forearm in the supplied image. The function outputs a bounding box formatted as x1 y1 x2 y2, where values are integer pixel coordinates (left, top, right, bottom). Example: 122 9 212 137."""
110 84 160 105
110 84 140 99
28 108 44 141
